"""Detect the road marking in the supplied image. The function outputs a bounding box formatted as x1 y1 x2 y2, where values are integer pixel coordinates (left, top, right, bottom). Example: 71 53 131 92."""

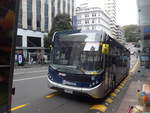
110 92 117 97
122 81 127 84
130 60 139 73
120 83 125 86
45 92 60 98
115 89 120 93
13 76 46 82
118 85 123 89
11 104 29 111
105 98 113 103
90 104 107 112
14 70 47 75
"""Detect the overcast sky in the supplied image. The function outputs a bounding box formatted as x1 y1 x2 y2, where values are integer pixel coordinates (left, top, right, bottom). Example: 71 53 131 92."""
75 0 138 26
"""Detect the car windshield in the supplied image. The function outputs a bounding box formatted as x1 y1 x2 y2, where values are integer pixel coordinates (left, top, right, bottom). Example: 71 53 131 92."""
50 34 104 74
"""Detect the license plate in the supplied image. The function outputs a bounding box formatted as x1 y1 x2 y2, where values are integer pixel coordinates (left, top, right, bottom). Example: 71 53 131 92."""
64 89 73 94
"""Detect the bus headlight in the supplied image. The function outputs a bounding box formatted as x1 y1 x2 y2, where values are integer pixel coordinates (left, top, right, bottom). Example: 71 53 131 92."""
89 84 92 87
92 82 95 86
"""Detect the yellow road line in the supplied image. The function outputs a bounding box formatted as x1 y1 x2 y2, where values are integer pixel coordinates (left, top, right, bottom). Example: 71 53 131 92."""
45 92 60 98
11 104 29 111
122 81 126 84
90 104 107 112
115 88 120 93
130 60 140 73
118 85 123 89
120 83 125 86
105 98 113 103
110 92 117 97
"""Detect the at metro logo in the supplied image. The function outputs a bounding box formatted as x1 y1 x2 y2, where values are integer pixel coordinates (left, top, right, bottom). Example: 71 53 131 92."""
59 73 66 77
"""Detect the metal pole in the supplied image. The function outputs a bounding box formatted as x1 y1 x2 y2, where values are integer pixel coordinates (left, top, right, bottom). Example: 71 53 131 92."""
127 106 134 113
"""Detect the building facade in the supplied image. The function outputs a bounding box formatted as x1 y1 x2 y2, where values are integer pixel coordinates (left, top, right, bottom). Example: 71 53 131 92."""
17 0 74 63
104 0 117 38
115 25 126 44
137 0 150 50
76 6 111 35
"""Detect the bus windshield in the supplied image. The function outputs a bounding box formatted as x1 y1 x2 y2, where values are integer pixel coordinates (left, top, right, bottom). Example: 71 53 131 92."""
50 34 104 75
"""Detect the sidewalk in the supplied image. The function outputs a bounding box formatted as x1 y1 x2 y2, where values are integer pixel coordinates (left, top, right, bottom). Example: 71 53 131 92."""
116 72 150 113
14 63 49 69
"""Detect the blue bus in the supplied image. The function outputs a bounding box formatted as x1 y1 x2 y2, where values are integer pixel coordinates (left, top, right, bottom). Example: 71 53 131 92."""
48 30 130 99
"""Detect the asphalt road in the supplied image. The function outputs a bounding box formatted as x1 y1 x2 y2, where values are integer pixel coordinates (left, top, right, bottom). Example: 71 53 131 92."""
11 54 138 113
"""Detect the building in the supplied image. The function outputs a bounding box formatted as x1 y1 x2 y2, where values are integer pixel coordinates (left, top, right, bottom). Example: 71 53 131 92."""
115 25 126 44
137 0 150 79
76 6 111 35
104 0 117 38
17 0 74 63
137 0 150 50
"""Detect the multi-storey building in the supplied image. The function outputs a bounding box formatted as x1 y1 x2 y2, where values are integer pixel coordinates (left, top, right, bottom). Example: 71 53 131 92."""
17 0 74 62
137 0 150 79
137 0 150 50
115 25 126 44
76 6 111 35
104 0 117 38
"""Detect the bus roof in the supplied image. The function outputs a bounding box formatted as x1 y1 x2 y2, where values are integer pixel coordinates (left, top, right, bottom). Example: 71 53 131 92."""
52 30 130 52
53 30 107 42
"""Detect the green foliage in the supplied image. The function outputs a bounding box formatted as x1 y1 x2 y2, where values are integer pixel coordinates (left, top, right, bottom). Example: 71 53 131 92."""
123 25 140 42
49 14 72 37
44 14 72 48
44 35 51 48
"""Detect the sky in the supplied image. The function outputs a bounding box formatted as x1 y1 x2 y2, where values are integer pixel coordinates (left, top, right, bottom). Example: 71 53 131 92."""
75 0 138 26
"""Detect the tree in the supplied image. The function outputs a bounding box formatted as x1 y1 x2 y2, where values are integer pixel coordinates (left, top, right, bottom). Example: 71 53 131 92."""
49 14 72 37
44 14 73 48
123 25 140 42
44 35 51 48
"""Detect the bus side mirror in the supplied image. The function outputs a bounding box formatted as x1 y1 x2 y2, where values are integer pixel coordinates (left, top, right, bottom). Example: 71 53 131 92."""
102 43 109 55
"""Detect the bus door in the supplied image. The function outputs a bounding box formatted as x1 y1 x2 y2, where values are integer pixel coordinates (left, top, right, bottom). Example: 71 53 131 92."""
102 43 112 92
104 54 112 92
109 50 115 89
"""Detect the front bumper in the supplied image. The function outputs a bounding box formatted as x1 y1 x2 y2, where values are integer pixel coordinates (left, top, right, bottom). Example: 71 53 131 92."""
47 77 105 99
